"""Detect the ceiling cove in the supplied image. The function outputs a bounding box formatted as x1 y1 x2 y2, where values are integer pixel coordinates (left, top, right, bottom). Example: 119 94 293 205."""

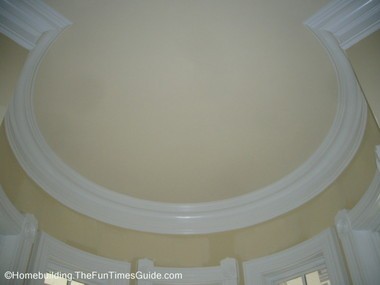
3 0 377 234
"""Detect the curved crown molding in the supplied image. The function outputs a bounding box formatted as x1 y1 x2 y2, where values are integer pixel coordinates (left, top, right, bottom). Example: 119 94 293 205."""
4 0 371 234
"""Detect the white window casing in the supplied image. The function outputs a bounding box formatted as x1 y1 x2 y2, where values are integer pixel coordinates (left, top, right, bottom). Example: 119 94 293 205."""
137 258 238 285
243 229 349 285
28 232 131 285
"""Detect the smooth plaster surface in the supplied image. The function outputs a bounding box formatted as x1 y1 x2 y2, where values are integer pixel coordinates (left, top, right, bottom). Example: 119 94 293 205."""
34 0 336 203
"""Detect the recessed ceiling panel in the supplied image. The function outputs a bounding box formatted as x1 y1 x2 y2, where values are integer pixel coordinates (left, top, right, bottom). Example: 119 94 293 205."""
34 0 337 203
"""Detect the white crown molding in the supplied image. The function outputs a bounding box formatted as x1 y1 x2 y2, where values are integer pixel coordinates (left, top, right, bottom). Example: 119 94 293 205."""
335 176 380 284
3 0 370 234
335 210 368 285
0 185 38 285
243 229 349 285
29 232 131 285
348 170 380 232
304 0 380 50
0 0 71 50
137 258 238 285
335 149 380 285
0 185 25 235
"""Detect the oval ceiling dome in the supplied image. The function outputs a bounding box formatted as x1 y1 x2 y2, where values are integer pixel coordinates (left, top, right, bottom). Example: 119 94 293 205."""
4 0 367 233
34 0 336 203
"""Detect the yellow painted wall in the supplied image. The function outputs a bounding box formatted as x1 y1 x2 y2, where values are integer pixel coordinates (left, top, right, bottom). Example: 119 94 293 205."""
0 34 28 122
347 30 380 130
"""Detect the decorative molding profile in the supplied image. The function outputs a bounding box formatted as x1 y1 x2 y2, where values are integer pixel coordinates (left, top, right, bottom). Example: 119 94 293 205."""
29 232 131 285
137 258 238 285
347 171 380 232
304 0 380 50
2 0 371 233
0 185 26 235
243 229 349 285
0 0 71 50
0 185 38 285
335 153 380 285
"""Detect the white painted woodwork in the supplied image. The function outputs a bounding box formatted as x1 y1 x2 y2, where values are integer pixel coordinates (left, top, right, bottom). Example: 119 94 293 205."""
0 185 38 285
1 0 371 234
243 229 349 285
28 232 131 285
137 258 238 285
335 150 380 285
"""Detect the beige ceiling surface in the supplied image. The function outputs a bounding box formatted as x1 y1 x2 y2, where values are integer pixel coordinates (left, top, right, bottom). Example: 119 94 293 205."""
34 0 336 203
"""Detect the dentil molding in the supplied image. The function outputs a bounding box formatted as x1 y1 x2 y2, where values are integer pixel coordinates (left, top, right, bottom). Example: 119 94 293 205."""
2 0 375 233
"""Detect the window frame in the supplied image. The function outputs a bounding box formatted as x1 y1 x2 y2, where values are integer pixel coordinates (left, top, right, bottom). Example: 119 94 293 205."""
28 233 131 285
243 229 348 285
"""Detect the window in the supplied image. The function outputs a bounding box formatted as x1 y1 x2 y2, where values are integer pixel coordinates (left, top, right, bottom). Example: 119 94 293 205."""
243 229 348 285
278 268 330 285
29 233 131 285
137 258 238 285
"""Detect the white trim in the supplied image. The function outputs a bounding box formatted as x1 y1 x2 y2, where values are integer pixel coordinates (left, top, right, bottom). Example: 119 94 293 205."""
336 212 380 285
335 160 380 285
348 170 380 232
3 0 370 233
0 185 38 285
0 0 71 50
304 0 380 50
137 258 238 285
0 185 26 235
376 145 380 172
29 232 131 285
243 229 349 285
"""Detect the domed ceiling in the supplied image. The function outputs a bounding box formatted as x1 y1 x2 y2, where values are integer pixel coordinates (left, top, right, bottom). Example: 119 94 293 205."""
33 0 336 204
